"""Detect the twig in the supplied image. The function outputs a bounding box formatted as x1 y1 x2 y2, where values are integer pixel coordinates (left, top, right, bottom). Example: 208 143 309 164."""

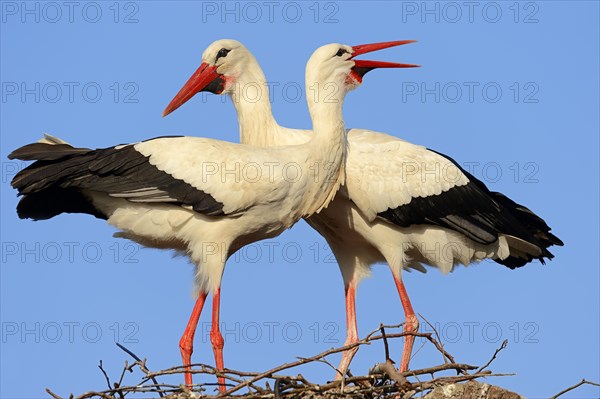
216 338 378 397
419 314 455 365
58 322 518 399
405 362 477 376
372 359 408 386
380 324 391 362
112 361 128 399
115 343 164 398
549 378 600 399
366 331 456 367
476 339 508 374
97 361 112 391
46 388 64 399
365 323 404 341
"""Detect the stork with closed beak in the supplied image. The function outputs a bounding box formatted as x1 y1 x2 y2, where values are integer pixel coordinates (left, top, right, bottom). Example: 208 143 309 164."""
163 39 563 378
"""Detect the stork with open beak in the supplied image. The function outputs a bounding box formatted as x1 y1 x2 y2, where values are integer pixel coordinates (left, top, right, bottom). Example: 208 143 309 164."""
9 41 414 391
163 39 563 379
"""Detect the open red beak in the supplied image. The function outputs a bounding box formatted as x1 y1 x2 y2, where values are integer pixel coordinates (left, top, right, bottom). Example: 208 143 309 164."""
163 40 418 117
352 40 416 57
350 40 419 79
163 63 222 117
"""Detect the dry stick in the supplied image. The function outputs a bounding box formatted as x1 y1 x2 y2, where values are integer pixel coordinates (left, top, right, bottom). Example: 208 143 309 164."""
299 356 341 376
281 359 448 394
75 383 187 399
73 371 509 399
46 389 64 399
67 323 508 399
373 360 408 387
97 361 112 391
410 372 423 397
216 340 374 397
302 338 494 392
549 378 600 399
407 363 476 376
115 343 164 398
75 391 115 399
408 339 428 365
368 332 455 367
366 323 404 340
418 314 455 365
289 375 376 391
146 364 264 393
179 383 195 398
75 362 209 399
343 369 372 391
380 324 391 362
218 324 464 397
305 362 476 393
112 361 129 399
475 339 508 374
372 324 409 387
299 371 512 398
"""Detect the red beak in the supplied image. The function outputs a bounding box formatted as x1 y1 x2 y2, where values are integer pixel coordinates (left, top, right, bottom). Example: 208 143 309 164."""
352 40 416 57
163 40 418 117
350 40 419 76
163 62 221 117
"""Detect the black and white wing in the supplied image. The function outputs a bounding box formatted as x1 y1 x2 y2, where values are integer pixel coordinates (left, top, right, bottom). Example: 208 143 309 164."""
345 130 563 267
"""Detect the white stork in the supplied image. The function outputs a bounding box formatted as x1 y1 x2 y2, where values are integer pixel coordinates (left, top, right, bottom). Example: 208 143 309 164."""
8 42 414 390
162 39 563 378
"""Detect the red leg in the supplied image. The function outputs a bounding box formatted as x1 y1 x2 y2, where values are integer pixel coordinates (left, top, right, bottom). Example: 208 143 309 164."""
210 287 226 392
393 274 418 372
179 291 208 387
335 281 359 380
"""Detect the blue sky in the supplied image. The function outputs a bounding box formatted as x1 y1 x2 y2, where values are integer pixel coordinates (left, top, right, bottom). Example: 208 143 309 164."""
1 1 599 398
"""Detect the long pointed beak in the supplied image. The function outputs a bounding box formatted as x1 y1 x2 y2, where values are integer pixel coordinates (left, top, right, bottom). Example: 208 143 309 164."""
163 62 220 117
350 40 419 79
352 40 416 57
353 59 420 69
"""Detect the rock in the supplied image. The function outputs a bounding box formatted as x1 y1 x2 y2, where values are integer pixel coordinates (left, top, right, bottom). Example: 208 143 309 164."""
423 381 525 399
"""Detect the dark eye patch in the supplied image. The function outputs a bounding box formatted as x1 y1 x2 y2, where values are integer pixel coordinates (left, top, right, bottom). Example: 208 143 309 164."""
216 48 231 61
335 48 349 57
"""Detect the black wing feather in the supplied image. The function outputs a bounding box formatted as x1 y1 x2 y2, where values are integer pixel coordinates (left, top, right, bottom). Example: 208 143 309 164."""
377 148 563 268
10 138 225 220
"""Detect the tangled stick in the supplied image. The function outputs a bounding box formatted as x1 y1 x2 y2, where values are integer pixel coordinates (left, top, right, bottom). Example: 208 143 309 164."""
44 322 597 399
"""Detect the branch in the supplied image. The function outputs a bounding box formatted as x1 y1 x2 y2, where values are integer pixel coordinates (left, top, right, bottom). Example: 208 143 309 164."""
97 361 112 391
115 343 164 398
549 378 600 399
55 322 521 399
475 339 508 374
45 389 64 399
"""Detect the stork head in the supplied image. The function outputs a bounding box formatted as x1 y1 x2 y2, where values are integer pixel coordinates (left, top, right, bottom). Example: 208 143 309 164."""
304 41 419 104
163 39 418 117
163 39 263 116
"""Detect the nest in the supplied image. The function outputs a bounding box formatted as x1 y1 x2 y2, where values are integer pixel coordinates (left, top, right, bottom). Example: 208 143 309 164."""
43 322 597 399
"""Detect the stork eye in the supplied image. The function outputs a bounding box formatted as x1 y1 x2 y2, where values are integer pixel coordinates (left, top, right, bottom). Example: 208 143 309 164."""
216 48 231 61
335 48 348 57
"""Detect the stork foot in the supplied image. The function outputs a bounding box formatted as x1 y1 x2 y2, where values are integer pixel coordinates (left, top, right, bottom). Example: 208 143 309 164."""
335 339 359 380
210 329 226 392
399 313 419 372
179 335 195 386
179 291 208 388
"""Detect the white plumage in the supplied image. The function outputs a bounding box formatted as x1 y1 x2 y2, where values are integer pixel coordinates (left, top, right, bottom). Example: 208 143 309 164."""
164 39 563 377
10 42 408 390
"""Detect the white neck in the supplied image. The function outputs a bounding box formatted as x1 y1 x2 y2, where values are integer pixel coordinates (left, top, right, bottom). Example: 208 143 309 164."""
228 60 347 216
298 76 347 215
229 63 280 147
